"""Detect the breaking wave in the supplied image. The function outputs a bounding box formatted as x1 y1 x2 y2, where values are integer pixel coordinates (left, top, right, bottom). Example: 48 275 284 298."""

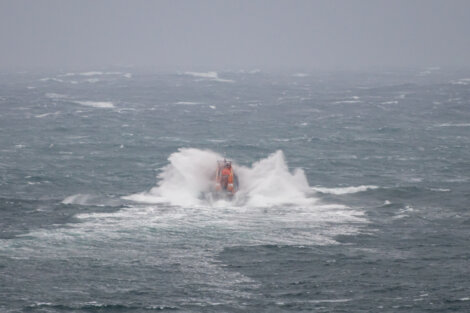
183 71 234 83
312 185 379 195
73 100 115 108
124 148 314 208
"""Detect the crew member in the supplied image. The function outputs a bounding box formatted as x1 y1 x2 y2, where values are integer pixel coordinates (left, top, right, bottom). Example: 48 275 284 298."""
221 163 231 189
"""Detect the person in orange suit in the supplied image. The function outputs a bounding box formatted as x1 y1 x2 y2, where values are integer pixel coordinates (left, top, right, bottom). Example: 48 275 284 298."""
221 163 232 189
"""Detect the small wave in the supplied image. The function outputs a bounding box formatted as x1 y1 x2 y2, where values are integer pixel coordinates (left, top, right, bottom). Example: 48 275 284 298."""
312 185 379 195
175 101 201 105
293 73 309 77
39 77 63 83
184 71 234 83
45 93 68 99
237 69 261 74
436 123 470 127
84 78 100 83
450 78 470 85
28 302 177 311
184 71 218 79
73 100 115 108
207 139 227 143
334 100 361 104
430 188 450 192
58 71 132 79
79 71 104 76
35 111 60 118
62 194 121 206
62 194 96 205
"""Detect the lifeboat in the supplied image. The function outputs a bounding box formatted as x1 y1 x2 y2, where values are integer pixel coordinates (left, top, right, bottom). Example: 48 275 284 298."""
214 159 239 198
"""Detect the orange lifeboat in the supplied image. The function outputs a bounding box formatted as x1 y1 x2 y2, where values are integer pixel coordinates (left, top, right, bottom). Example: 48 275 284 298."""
215 159 239 197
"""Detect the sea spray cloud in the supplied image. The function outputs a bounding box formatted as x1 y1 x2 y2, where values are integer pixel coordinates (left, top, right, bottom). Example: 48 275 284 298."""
124 148 314 207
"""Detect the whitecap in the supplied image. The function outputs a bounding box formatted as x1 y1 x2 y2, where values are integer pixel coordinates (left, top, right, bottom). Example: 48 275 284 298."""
175 101 201 105
450 78 470 85
45 93 68 99
73 100 115 108
35 111 60 118
62 194 94 205
312 185 379 195
436 123 470 127
84 78 100 83
39 77 63 82
79 71 103 76
334 100 361 104
184 71 234 83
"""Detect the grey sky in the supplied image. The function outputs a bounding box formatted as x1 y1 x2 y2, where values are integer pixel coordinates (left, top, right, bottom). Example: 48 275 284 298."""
1 0 470 70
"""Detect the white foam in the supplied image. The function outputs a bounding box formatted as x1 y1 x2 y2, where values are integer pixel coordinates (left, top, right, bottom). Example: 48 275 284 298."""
73 100 115 108
35 111 60 118
312 185 379 195
84 78 100 83
431 188 450 192
0 149 368 281
184 71 234 83
334 100 361 104
293 73 309 77
238 150 314 207
175 101 201 105
185 71 218 79
45 93 68 99
436 123 470 127
62 194 120 206
79 71 103 76
451 78 470 85
124 148 221 206
62 194 95 205
124 149 317 208
39 77 63 82
307 299 351 304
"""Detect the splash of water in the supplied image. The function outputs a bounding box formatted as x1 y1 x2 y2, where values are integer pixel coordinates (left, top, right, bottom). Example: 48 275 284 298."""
124 148 315 207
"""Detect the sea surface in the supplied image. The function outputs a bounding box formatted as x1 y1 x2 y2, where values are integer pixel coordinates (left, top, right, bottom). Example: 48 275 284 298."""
0 68 469 312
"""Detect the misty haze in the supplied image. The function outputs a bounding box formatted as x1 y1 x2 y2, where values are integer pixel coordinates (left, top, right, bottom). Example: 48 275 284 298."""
1 1 470 312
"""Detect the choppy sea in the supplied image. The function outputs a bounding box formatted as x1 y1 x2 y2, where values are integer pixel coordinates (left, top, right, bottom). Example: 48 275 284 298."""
0 68 469 312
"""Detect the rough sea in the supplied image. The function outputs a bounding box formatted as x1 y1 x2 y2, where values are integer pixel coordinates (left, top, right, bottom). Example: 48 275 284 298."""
1 68 469 312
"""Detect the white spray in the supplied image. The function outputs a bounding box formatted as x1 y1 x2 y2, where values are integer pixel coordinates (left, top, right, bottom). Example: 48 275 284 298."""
125 148 315 208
